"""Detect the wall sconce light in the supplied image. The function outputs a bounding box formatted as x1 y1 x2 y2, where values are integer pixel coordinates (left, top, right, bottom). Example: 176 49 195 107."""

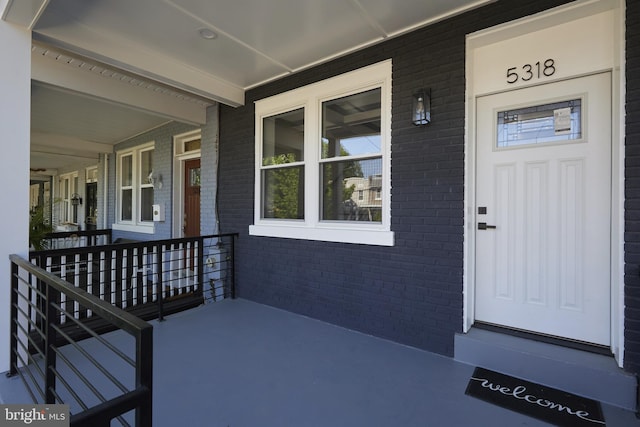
412 89 431 125
71 193 83 206
148 171 163 189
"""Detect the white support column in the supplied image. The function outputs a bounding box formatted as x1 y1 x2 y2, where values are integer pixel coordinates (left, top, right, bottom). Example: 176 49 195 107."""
0 17 31 372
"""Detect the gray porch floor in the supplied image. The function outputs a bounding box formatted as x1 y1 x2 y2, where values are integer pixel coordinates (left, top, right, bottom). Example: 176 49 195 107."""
1 298 639 426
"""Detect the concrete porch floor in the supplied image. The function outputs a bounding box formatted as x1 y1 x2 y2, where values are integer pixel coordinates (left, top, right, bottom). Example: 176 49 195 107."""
1 298 639 426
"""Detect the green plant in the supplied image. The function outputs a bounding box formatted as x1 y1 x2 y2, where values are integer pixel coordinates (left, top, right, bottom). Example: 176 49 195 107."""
29 204 53 251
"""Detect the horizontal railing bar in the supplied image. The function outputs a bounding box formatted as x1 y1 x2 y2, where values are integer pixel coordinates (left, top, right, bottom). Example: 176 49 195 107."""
10 255 151 337
13 324 45 362
14 304 46 342
14 348 45 399
52 347 111 406
48 365 89 412
13 291 46 324
49 303 136 368
69 387 149 427
51 324 131 394
31 233 238 258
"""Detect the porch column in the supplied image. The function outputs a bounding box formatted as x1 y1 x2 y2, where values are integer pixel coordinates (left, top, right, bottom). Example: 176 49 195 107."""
0 17 31 372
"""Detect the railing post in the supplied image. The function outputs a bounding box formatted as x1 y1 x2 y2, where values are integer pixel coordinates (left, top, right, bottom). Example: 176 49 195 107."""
8 261 19 377
157 243 164 321
197 237 204 301
136 326 153 427
230 235 236 299
45 284 59 404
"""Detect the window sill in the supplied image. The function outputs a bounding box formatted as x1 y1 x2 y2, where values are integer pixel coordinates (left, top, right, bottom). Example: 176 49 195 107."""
112 223 155 234
249 224 394 246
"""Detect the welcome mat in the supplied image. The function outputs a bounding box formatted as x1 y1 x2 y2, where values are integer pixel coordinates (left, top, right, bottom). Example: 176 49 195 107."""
465 367 606 427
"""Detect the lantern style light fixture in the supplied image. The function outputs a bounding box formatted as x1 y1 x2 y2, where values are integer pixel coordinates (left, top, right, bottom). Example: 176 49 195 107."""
412 89 431 125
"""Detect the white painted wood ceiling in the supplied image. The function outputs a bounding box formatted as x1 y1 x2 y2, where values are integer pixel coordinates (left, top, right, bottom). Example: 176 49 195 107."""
6 0 492 170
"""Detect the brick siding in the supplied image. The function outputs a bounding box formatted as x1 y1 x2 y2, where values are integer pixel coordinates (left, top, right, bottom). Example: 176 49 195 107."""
218 0 578 357
625 0 640 374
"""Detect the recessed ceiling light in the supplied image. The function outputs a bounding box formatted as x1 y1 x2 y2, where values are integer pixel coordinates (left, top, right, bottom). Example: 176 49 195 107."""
198 28 217 40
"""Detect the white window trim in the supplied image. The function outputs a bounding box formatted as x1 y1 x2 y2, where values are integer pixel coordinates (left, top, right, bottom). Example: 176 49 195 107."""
113 141 155 234
250 60 394 246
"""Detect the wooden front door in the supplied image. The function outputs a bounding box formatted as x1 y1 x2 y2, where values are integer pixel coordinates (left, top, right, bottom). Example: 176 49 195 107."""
183 158 201 237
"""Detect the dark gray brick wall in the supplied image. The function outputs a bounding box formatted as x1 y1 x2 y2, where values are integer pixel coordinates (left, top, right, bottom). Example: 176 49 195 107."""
201 103 221 235
625 0 640 375
218 0 627 359
109 121 199 241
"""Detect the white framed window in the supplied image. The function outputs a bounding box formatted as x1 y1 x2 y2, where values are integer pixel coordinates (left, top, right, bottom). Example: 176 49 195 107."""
113 142 155 233
250 60 393 246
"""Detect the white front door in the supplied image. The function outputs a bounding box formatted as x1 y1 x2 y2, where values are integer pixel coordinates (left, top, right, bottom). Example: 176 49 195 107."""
475 73 612 346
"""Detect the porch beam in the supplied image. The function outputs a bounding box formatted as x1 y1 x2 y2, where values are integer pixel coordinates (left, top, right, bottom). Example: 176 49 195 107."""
31 43 209 125
33 31 245 108
31 132 113 155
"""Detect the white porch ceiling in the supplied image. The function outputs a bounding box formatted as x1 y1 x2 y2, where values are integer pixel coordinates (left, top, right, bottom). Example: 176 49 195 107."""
3 0 492 172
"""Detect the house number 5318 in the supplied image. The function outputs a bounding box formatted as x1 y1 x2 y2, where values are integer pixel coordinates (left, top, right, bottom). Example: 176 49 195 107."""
506 59 556 84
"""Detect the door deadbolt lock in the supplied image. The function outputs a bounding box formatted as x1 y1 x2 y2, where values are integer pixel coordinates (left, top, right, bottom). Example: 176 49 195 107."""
478 222 497 230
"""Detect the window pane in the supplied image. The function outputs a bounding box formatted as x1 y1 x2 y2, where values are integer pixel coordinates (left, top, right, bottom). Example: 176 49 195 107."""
140 187 154 222
121 189 132 221
322 88 381 159
140 150 153 184
262 108 304 166
497 99 582 148
322 158 382 222
121 155 133 187
262 166 304 219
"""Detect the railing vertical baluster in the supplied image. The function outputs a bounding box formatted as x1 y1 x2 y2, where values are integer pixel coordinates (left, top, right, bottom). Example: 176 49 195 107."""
45 284 59 404
158 244 164 321
60 255 66 324
197 238 204 300
9 260 19 376
121 249 128 309
231 235 236 299
142 246 148 304
87 252 94 318
99 251 105 302
74 253 80 319
136 326 153 426
132 247 138 308
110 249 117 305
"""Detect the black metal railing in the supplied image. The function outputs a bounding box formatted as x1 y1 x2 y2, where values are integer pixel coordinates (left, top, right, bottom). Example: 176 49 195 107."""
29 233 237 325
9 254 153 427
42 229 112 250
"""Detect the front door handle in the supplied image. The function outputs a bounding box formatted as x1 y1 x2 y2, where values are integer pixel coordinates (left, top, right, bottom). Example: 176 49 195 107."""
478 222 497 230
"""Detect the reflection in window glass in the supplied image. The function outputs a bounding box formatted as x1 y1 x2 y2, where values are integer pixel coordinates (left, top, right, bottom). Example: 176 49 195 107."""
121 189 132 221
497 99 582 148
140 187 153 222
262 166 304 219
322 158 382 222
263 108 304 166
322 88 381 159
140 150 153 183
121 155 132 187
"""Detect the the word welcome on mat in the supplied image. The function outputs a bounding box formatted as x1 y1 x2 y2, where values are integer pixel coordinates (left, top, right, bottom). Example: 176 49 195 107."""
465 367 605 427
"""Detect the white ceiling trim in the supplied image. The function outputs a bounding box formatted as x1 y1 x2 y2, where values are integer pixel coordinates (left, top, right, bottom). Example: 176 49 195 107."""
1 0 48 29
32 28 245 107
31 43 210 125
31 132 113 155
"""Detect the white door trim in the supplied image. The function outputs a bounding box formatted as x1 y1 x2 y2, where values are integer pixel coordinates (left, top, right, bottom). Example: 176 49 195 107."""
172 130 202 238
463 0 625 366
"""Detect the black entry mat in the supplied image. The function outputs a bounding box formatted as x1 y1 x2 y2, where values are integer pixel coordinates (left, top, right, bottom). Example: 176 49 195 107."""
465 367 606 426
